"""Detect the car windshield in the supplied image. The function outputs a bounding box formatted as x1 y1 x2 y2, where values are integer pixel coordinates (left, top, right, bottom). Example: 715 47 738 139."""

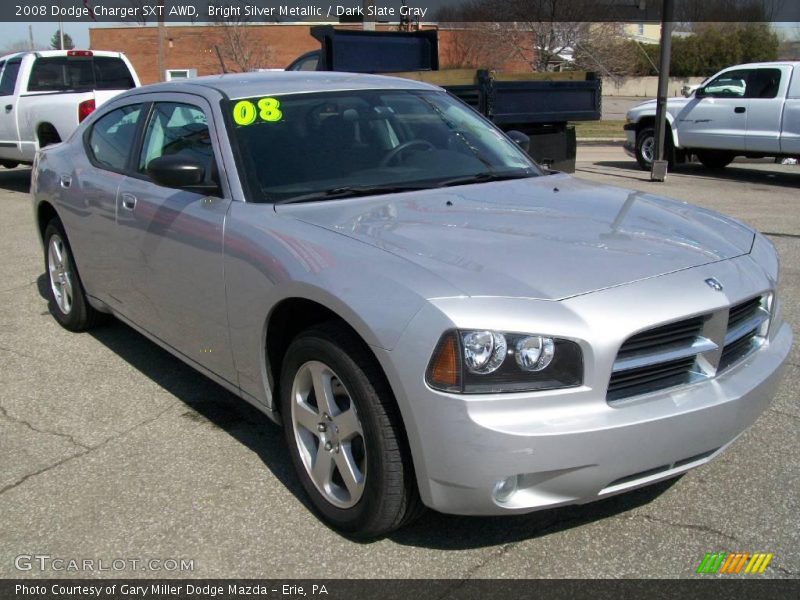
224 89 540 203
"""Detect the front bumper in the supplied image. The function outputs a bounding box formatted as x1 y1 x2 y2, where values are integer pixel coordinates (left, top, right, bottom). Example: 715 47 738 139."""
374 257 792 516
623 125 637 157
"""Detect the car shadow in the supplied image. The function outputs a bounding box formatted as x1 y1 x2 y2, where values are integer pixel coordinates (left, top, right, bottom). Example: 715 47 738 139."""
36 273 682 548
588 160 800 189
0 167 32 194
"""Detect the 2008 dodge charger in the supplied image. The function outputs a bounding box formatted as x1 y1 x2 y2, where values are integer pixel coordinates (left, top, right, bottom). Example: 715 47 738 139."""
31 72 792 537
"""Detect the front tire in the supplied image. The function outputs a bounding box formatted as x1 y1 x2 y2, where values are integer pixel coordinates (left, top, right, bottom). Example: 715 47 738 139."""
43 220 101 331
280 323 422 537
635 126 674 171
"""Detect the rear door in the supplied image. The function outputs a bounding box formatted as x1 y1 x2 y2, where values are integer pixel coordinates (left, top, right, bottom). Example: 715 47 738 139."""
744 66 791 153
676 68 750 151
0 57 22 151
781 66 800 155
114 95 235 381
67 101 146 301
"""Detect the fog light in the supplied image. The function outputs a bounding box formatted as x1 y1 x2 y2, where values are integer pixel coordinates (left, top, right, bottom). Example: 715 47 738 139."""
493 475 518 503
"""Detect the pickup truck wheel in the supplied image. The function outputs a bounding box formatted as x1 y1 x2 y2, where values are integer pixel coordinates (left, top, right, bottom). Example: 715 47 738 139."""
43 220 101 331
635 127 656 170
281 323 422 537
696 151 734 170
0 160 19 169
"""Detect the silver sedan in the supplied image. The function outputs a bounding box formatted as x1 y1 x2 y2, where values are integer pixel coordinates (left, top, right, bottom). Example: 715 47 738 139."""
32 72 792 537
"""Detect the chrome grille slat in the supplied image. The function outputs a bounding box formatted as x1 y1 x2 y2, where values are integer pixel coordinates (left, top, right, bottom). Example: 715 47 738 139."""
723 307 769 346
613 337 717 372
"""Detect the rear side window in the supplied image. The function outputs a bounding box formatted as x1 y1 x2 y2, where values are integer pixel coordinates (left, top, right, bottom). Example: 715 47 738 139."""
87 104 142 172
0 58 22 96
746 69 782 99
28 56 135 92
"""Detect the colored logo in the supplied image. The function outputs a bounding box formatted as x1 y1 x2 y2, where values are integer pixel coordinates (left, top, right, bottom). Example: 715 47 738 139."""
696 552 773 574
705 277 724 292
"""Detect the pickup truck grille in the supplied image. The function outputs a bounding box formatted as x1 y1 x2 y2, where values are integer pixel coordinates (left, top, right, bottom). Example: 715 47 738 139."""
607 295 769 404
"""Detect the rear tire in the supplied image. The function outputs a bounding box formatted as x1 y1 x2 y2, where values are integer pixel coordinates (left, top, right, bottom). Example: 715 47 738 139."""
280 322 423 537
43 219 102 331
696 151 734 170
0 160 19 169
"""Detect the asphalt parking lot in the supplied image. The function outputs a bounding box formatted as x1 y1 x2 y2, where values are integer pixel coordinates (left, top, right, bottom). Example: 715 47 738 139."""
1 148 798 580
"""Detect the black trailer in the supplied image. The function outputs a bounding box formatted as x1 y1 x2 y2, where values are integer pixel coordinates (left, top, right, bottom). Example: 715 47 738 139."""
287 26 602 173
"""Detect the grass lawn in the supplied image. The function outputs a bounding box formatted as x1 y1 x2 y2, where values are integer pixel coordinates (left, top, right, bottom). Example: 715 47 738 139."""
572 120 626 139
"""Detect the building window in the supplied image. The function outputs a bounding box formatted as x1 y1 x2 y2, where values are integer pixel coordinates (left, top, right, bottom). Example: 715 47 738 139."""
165 69 197 81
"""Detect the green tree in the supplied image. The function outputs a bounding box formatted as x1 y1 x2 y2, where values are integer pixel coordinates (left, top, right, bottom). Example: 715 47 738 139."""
50 30 75 50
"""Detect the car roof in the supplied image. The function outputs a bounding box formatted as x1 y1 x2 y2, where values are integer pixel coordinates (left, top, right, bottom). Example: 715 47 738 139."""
130 71 441 100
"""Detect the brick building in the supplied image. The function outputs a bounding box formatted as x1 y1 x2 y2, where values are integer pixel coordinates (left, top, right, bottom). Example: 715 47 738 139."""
89 24 535 84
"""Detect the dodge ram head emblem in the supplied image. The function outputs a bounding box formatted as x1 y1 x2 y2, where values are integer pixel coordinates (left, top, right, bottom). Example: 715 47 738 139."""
705 278 724 292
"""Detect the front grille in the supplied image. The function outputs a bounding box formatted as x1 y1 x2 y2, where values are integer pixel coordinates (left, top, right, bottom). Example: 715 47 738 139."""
616 316 704 359
607 294 770 404
727 297 762 331
608 315 711 402
607 356 698 399
719 296 768 371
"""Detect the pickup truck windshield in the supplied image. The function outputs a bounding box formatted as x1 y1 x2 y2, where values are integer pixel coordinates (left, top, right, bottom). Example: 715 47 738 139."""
27 56 135 93
224 89 540 203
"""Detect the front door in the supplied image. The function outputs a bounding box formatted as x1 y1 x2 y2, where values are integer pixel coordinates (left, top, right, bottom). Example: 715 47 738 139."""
676 68 750 151
115 97 235 382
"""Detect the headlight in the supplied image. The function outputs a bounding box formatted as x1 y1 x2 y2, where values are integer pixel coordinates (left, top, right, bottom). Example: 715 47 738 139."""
426 329 583 394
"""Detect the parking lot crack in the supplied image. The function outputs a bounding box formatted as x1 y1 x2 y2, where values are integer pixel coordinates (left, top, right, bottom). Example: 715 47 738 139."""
435 541 518 598
0 402 178 497
636 514 740 544
0 279 37 294
0 403 90 450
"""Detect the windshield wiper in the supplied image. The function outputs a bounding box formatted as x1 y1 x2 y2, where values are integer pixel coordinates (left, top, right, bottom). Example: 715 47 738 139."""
435 172 535 188
273 184 429 205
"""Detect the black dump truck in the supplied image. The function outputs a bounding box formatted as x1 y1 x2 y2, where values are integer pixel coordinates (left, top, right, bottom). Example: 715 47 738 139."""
287 26 602 172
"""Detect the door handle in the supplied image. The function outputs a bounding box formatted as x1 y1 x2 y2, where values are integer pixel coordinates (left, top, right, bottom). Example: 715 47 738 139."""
4 104 11 113
59 175 71 188
121 193 137 211
734 106 746 113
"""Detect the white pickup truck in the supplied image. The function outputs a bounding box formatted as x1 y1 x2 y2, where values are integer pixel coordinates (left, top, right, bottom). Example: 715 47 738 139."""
625 61 800 170
0 49 139 168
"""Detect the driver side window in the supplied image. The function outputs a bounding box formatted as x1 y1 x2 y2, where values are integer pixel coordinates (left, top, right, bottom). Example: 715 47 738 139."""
138 101 218 187
703 70 749 98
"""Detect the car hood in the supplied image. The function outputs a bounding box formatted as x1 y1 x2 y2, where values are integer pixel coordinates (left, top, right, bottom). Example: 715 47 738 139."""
630 96 692 114
278 175 755 300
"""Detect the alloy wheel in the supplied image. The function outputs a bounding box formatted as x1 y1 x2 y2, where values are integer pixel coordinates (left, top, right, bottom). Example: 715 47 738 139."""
48 234 73 315
290 361 367 509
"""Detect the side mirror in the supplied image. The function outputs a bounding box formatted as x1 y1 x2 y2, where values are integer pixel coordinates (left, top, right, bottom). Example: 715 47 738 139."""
506 130 530 153
694 87 706 98
146 155 216 193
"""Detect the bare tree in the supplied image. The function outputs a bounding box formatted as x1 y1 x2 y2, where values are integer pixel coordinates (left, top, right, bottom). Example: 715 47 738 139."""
210 6 273 73
439 24 508 69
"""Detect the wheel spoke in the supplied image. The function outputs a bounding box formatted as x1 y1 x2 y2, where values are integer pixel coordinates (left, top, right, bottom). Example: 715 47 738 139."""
334 444 364 499
311 445 334 490
52 239 63 266
334 407 362 441
294 399 320 434
62 275 73 302
310 363 337 417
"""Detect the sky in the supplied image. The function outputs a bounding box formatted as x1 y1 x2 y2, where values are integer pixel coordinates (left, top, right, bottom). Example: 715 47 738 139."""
1 20 798 52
